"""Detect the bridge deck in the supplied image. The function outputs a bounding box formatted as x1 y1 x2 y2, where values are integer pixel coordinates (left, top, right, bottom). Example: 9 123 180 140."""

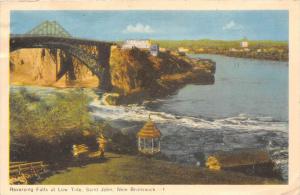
10 35 114 49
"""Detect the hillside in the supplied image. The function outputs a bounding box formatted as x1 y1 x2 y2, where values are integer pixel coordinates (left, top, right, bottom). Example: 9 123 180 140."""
152 39 288 61
154 39 287 48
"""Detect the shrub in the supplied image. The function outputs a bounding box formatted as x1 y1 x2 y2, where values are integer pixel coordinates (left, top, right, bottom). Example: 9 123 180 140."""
10 89 95 161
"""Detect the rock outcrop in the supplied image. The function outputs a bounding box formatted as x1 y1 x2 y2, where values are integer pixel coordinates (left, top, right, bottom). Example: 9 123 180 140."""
10 46 215 104
10 48 99 88
109 47 215 104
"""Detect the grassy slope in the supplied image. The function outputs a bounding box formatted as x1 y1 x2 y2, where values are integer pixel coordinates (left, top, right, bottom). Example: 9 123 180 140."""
152 39 288 50
40 152 283 185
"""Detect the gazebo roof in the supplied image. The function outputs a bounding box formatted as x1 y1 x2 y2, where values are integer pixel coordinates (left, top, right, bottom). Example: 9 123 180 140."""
137 118 161 138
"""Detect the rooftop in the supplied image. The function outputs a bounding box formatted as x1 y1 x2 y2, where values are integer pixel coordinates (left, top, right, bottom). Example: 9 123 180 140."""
137 118 161 138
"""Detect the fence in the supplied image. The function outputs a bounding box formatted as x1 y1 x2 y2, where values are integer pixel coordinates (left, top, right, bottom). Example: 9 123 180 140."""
9 161 48 184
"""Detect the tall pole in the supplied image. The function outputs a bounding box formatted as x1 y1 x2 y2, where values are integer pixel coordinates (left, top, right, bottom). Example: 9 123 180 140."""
151 138 154 154
138 137 140 151
158 139 161 152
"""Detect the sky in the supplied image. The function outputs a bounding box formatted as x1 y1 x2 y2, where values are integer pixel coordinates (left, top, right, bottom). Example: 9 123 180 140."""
11 11 288 41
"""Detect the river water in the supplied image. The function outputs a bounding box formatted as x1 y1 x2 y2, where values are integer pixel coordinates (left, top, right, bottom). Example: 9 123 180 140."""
90 54 289 180
11 54 289 181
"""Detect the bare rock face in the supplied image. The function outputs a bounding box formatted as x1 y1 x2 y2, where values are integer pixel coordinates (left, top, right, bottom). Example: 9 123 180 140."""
10 48 61 86
10 48 98 88
109 47 157 95
109 47 215 104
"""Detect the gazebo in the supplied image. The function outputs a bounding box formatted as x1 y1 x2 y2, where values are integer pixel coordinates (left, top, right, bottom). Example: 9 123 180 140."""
137 116 161 155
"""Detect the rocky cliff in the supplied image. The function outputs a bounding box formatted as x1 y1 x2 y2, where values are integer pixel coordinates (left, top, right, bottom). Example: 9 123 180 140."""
10 48 99 88
109 47 215 104
10 46 215 103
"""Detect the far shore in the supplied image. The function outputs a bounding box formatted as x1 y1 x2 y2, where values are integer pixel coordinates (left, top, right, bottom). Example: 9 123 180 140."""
190 51 288 62
154 39 288 62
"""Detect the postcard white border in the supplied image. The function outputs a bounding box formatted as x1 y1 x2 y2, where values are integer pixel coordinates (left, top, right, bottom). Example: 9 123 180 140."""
1 1 300 194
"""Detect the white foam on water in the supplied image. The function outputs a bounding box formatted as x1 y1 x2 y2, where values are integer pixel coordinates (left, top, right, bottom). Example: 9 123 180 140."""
90 97 289 181
90 99 288 133
10 86 289 180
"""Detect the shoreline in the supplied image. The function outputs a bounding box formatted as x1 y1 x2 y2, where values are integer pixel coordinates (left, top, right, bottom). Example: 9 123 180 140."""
112 70 215 105
9 85 288 184
154 39 288 62
188 52 288 62
106 51 216 105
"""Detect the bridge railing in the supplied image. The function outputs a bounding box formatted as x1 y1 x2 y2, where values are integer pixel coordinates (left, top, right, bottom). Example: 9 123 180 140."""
10 34 115 45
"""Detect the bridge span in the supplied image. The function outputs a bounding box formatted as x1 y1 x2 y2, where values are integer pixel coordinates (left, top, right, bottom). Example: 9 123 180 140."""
10 21 115 91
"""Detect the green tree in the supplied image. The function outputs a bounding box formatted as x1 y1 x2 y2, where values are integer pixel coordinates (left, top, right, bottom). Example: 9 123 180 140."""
10 89 94 161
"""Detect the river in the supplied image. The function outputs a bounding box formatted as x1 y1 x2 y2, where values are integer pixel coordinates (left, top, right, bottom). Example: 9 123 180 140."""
90 54 288 180
11 54 289 181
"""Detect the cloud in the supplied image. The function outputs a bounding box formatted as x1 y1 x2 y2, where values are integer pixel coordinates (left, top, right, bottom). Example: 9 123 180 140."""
122 23 154 34
222 20 244 31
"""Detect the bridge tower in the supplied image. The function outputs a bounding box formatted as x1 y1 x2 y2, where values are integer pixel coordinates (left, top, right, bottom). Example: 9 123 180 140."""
26 20 76 82
26 20 72 37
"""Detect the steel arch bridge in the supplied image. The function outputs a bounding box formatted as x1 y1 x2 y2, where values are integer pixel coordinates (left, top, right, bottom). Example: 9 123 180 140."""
10 21 114 91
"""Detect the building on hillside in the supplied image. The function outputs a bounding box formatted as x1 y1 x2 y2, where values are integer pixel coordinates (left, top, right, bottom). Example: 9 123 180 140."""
159 47 167 52
178 47 189 53
122 39 151 50
240 41 249 48
150 44 159 56
197 48 205 52
229 48 238 52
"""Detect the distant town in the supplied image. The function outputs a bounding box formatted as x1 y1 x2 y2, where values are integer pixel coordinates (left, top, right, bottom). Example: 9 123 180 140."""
117 38 288 61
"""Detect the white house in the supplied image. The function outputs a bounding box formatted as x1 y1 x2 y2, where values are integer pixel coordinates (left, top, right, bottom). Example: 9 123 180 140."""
240 41 249 48
150 44 159 56
229 48 238 52
178 47 189 53
122 39 151 50
159 47 167 52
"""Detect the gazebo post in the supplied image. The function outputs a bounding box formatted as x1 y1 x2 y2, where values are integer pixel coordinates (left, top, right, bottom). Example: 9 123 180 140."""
151 138 154 154
138 137 141 151
158 139 161 152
